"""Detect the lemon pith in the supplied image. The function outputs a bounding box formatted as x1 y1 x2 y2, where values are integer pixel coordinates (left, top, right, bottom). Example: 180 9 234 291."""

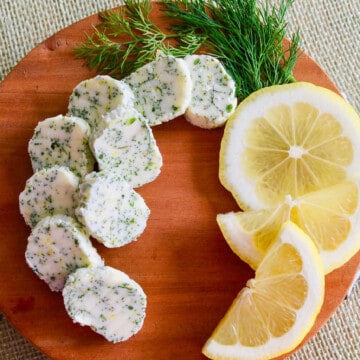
202 222 325 360
219 82 360 210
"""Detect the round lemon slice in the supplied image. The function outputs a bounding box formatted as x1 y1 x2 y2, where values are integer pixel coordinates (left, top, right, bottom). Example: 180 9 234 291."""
217 180 360 274
219 82 360 210
202 221 324 360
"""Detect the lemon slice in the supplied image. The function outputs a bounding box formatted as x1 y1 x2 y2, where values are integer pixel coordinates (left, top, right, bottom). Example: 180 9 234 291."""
217 180 360 274
202 221 324 360
219 82 360 210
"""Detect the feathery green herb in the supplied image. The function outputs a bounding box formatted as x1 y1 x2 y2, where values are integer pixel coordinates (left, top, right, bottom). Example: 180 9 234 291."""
163 0 301 99
74 0 206 79
75 0 301 100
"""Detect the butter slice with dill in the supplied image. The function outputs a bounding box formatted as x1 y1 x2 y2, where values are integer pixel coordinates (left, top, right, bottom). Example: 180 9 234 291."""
184 54 237 129
75 171 150 248
28 115 95 178
68 75 135 132
25 215 103 292
62 265 146 343
19 166 79 228
92 106 162 188
124 53 192 126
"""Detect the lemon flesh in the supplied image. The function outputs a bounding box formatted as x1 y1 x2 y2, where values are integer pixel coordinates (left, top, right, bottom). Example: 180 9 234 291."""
202 222 324 360
220 82 360 210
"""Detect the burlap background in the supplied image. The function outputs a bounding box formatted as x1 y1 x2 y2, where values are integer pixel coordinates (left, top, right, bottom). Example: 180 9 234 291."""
0 0 359 359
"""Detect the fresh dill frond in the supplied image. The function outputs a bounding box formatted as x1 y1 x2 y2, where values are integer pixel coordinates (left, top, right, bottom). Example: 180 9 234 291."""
74 0 205 79
75 0 301 100
163 0 301 99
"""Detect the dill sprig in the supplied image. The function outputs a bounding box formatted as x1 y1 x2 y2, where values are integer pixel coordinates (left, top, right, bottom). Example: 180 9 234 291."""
163 0 301 99
74 0 205 78
75 0 301 100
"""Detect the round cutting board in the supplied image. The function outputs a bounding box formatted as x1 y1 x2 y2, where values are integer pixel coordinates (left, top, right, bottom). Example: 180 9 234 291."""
0 3 359 360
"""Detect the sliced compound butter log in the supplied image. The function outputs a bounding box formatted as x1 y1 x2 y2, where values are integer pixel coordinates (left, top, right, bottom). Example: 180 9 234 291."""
19 166 79 228
25 215 103 292
124 53 192 126
75 171 150 248
28 115 95 178
68 75 135 132
63 266 147 343
184 54 237 129
92 106 162 187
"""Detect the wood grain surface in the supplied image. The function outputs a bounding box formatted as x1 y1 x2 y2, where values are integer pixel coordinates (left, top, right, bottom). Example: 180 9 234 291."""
0 3 358 360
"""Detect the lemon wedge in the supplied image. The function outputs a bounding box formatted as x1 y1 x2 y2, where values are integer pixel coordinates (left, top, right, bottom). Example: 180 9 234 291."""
217 180 360 274
219 82 360 210
202 221 324 360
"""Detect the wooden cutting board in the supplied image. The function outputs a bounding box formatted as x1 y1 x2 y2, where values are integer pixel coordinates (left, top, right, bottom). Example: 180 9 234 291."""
0 3 358 359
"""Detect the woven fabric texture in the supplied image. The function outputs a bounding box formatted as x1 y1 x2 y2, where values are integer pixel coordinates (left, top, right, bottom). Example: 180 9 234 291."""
0 0 359 359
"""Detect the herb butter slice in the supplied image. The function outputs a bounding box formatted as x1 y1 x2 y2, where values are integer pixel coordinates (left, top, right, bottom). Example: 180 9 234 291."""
68 75 135 132
19 166 79 228
28 115 95 178
75 171 150 248
184 54 237 129
92 106 162 188
63 266 147 343
25 215 103 292
124 53 192 126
